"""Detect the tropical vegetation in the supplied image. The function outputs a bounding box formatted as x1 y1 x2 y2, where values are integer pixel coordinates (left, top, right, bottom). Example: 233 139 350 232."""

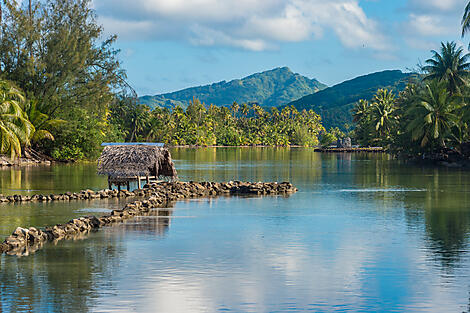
4 0 470 161
0 0 126 160
287 70 412 130
0 0 329 161
351 39 470 158
113 98 325 147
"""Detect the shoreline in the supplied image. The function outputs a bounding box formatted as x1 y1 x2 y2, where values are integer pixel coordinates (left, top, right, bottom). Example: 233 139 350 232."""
0 146 387 168
0 156 52 167
313 147 384 153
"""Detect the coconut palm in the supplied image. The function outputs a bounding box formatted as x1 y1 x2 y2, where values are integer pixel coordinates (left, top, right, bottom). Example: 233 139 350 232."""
370 89 398 140
24 99 65 144
422 41 470 95
0 80 34 158
406 82 458 149
241 103 250 117
352 99 371 123
230 101 239 119
462 2 470 37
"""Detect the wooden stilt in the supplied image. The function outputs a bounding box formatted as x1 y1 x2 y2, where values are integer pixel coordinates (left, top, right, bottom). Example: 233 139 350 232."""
137 176 142 189
118 184 121 192
126 181 130 190
108 178 112 190
146 176 150 184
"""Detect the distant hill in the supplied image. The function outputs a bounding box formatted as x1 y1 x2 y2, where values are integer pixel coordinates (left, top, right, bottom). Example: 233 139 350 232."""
139 67 327 108
287 70 415 130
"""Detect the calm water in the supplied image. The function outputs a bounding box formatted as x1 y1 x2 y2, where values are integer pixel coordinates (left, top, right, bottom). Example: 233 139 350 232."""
1 148 470 312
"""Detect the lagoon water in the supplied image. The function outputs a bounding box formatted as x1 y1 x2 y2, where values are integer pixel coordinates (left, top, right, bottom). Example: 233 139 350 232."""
1 148 470 312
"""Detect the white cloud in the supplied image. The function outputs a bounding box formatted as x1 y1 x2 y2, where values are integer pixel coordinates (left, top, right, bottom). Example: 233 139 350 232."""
93 0 389 52
405 38 440 51
401 0 466 51
189 25 272 51
406 14 455 36
407 0 465 13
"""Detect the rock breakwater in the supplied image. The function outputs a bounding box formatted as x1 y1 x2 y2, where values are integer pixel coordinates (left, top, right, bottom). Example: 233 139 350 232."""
0 181 297 256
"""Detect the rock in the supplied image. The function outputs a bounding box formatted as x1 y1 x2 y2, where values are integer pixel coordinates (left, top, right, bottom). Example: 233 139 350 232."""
1 180 298 256
13 227 29 238
0 242 8 253
50 225 66 238
86 216 100 228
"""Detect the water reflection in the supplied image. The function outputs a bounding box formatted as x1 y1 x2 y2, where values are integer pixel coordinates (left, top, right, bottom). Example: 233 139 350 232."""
348 156 470 269
0 164 107 196
0 208 173 312
0 149 470 312
114 209 173 236
0 197 139 237
172 147 323 184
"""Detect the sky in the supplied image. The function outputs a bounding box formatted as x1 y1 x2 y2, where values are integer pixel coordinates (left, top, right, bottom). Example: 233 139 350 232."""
91 0 469 96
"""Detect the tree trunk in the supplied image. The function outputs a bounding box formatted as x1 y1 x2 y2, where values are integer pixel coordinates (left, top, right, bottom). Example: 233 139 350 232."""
29 0 33 59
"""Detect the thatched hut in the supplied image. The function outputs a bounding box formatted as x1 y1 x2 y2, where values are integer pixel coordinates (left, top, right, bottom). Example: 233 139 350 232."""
97 143 177 190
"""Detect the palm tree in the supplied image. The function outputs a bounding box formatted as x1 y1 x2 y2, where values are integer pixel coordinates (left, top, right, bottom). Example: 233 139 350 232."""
352 99 371 123
24 99 64 144
406 82 458 150
241 103 250 117
129 104 150 142
230 101 239 119
462 2 470 37
370 89 398 141
0 80 34 158
422 41 470 95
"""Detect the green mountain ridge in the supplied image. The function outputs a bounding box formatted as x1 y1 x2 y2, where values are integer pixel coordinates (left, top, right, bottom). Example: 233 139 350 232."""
286 70 415 130
139 67 327 108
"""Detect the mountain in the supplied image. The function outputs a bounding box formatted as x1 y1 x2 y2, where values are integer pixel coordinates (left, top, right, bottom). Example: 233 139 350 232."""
286 70 415 130
139 67 327 109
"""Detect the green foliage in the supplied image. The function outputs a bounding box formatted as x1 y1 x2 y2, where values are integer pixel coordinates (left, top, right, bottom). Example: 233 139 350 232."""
51 145 84 161
351 89 399 148
422 42 470 95
139 67 327 109
406 82 459 150
24 99 65 144
329 127 345 139
352 41 470 155
0 0 125 159
0 80 34 158
320 132 337 147
112 98 325 147
287 70 414 130
462 2 470 37
320 127 345 147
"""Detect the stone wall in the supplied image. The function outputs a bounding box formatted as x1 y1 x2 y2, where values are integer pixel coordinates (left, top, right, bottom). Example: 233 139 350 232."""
0 181 297 256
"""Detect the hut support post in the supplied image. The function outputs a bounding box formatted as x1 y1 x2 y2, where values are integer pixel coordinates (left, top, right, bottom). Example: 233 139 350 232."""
118 184 121 192
126 181 130 191
108 178 112 190
146 176 150 185
137 176 142 189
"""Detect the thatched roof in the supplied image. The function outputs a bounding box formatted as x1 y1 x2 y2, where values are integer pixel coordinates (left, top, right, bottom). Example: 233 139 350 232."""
97 145 177 179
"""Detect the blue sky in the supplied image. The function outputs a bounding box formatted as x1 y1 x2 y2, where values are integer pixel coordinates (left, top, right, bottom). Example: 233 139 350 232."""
92 0 468 96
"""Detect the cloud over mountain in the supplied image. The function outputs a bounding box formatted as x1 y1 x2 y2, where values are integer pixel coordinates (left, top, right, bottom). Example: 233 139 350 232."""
93 0 389 51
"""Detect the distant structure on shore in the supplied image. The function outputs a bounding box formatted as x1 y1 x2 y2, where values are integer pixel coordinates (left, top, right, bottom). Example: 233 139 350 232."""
97 143 178 190
337 137 352 149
